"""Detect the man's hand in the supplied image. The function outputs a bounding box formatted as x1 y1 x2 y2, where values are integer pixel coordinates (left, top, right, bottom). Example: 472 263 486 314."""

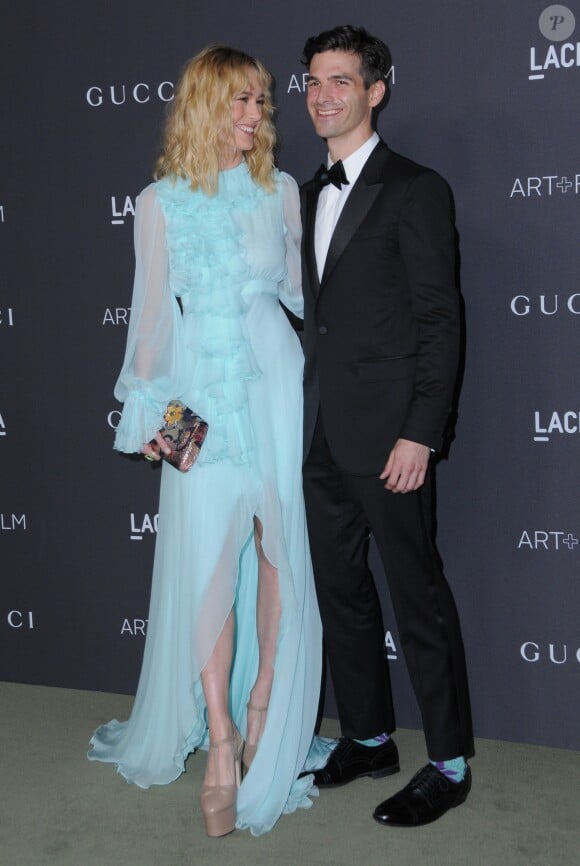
379 438 430 493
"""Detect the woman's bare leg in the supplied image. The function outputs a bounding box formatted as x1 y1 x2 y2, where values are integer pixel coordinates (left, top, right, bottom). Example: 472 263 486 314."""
201 610 236 786
247 517 281 747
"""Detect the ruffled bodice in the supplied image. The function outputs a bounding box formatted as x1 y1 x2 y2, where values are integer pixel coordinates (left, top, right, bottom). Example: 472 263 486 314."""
156 167 276 305
113 163 302 461
156 168 269 464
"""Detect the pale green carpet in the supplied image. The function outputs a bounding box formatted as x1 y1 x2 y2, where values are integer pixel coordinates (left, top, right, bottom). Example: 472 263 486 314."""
0 682 577 866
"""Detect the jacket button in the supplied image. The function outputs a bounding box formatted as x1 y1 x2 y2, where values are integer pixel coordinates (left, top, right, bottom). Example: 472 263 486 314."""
318 325 328 335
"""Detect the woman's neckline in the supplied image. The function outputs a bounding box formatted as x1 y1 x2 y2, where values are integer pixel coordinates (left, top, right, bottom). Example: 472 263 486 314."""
219 159 248 175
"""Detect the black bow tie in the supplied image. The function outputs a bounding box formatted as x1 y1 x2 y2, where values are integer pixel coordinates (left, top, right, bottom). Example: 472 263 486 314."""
314 160 349 190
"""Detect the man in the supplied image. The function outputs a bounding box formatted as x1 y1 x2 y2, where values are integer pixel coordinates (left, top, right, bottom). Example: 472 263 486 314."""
300 25 474 827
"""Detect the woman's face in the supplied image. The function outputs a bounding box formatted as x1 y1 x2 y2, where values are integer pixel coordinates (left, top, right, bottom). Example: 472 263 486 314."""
222 68 265 168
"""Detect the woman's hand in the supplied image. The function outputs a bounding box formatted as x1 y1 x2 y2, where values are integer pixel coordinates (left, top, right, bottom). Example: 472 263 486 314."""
141 431 171 461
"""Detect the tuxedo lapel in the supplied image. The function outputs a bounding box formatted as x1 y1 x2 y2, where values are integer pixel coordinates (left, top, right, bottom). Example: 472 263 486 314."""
303 181 322 298
321 141 391 288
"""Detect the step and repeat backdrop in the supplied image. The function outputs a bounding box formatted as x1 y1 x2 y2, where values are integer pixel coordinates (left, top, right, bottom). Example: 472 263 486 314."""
1 1 578 750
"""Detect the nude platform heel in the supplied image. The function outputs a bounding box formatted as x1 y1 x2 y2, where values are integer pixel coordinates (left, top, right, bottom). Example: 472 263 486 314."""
200 727 243 837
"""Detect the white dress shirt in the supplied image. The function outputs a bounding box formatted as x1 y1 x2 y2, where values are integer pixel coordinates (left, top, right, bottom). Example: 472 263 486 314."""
314 132 380 281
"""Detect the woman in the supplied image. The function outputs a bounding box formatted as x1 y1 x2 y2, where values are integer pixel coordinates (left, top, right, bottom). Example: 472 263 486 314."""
88 44 322 837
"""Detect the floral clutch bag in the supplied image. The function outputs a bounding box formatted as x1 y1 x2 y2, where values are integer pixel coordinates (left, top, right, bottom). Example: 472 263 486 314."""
149 400 208 472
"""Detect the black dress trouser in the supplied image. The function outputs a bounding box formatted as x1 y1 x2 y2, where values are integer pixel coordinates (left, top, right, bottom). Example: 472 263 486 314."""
303 413 474 761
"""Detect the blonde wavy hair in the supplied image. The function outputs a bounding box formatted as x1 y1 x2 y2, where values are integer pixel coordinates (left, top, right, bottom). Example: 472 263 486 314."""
155 44 276 194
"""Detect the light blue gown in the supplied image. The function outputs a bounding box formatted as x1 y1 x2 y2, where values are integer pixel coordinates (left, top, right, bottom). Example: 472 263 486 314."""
88 163 323 835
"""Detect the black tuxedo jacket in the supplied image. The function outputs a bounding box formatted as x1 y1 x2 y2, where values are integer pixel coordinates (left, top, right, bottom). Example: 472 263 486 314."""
301 140 460 475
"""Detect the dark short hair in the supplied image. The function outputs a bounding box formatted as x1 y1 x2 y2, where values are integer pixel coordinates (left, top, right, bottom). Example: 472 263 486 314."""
301 24 392 89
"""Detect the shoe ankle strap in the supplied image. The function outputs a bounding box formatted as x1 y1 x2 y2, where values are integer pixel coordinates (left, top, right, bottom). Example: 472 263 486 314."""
208 727 240 748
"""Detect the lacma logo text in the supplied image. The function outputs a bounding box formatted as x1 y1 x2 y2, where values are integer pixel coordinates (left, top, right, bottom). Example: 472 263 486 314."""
130 513 158 541
533 410 580 441
111 195 136 225
529 5 578 80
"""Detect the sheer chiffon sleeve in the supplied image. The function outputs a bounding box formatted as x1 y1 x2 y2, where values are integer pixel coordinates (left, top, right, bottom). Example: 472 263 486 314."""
278 172 303 318
113 184 191 453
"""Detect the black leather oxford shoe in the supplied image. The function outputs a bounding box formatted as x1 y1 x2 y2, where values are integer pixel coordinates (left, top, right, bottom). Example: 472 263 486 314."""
310 737 400 788
373 763 471 826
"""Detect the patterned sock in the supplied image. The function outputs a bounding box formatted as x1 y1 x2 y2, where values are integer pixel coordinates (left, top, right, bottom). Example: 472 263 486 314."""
431 756 467 782
354 732 390 747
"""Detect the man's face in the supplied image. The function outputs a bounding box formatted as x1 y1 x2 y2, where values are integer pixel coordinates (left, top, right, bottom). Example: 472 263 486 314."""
306 50 383 156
